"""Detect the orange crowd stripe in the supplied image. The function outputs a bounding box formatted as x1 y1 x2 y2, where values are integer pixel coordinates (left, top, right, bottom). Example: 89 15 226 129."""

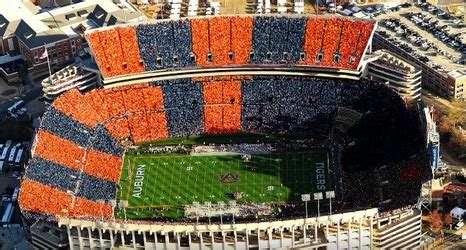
70 198 113 218
322 18 343 67
122 86 147 113
191 19 211 66
19 180 73 216
146 112 169 141
141 86 165 112
231 16 253 65
204 106 223 134
52 89 102 128
106 117 131 139
339 20 362 69
352 22 374 69
118 27 145 75
203 81 223 104
83 90 111 122
87 32 110 77
104 90 127 117
223 104 242 133
34 131 85 170
209 17 231 66
127 113 150 143
84 149 123 182
301 18 325 65
222 80 242 104
99 29 125 77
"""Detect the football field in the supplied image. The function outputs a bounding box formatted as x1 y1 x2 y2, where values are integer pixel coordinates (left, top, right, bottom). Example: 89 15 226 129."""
118 150 332 216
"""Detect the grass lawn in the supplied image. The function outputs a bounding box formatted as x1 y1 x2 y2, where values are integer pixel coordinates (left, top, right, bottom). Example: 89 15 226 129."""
117 150 332 219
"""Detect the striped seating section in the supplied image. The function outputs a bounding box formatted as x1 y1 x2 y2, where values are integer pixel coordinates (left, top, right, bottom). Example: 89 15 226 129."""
202 78 242 133
86 27 145 78
86 16 375 78
20 74 419 219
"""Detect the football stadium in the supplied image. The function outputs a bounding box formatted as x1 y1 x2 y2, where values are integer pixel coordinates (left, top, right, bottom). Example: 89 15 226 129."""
19 15 434 249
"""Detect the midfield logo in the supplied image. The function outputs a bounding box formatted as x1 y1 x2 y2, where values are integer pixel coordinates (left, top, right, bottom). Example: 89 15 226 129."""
220 173 240 183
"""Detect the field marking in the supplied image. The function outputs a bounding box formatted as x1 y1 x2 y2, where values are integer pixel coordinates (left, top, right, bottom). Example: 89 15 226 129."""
122 151 331 210
124 157 136 201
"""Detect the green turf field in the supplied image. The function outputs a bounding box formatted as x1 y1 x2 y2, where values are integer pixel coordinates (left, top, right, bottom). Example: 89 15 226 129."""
117 150 332 219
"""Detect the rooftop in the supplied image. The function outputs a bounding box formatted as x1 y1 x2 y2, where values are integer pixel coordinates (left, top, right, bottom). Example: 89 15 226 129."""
374 5 465 76
0 0 144 49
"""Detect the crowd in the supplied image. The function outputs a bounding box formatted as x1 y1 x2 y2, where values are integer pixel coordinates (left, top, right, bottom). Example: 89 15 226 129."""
137 20 195 71
241 76 371 136
192 143 274 154
21 74 431 222
34 130 85 170
301 18 324 66
41 107 93 147
163 80 205 137
91 124 124 156
84 149 123 182
230 16 254 65
191 19 211 66
86 16 375 78
301 18 374 68
203 80 242 133
19 180 113 219
321 18 343 66
87 27 145 78
210 17 231 66
251 16 307 64
77 174 117 202
26 157 80 192
52 89 102 128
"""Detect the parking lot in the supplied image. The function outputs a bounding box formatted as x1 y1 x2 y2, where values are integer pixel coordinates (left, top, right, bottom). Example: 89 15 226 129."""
374 3 464 75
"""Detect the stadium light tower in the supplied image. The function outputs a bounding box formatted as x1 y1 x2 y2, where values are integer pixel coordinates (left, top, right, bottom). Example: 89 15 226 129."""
97 199 105 222
193 202 199 224
218 201 225 225
301 194 311 219
326 191 335 215
229 201 236 224
205 202 211 225
119 200 129 222
301 193 311 244
109 200 116 222
313 192 323 218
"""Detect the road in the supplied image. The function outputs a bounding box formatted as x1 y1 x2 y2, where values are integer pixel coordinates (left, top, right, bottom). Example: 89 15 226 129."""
0 86 42 117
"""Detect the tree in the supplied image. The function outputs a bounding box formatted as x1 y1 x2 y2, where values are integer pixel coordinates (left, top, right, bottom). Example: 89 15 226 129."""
443 213 453 230
430 209 443 233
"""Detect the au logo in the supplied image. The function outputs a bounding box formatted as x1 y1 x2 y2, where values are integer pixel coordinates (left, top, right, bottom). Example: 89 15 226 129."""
220 173 240 183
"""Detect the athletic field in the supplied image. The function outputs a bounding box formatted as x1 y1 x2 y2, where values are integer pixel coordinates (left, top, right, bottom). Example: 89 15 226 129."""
117 150 331 219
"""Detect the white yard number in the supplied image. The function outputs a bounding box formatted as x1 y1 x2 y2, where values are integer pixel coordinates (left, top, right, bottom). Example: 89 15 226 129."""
186 166 193 171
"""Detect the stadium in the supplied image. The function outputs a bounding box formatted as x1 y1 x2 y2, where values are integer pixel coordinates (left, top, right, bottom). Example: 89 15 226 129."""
19 15 433 249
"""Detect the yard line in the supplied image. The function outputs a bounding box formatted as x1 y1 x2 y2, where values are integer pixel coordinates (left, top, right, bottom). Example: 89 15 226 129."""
149 158 156 206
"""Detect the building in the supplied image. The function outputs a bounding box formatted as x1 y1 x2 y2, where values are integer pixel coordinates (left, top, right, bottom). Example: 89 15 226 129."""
41 63 100 100
366 49 422 101
0 0 145 81
372 5 466 100
30 221 69 249
373 34 465 100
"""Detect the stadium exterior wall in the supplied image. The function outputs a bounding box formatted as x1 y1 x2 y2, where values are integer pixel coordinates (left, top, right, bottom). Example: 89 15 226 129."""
57 208 422 249
59 208 378 249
